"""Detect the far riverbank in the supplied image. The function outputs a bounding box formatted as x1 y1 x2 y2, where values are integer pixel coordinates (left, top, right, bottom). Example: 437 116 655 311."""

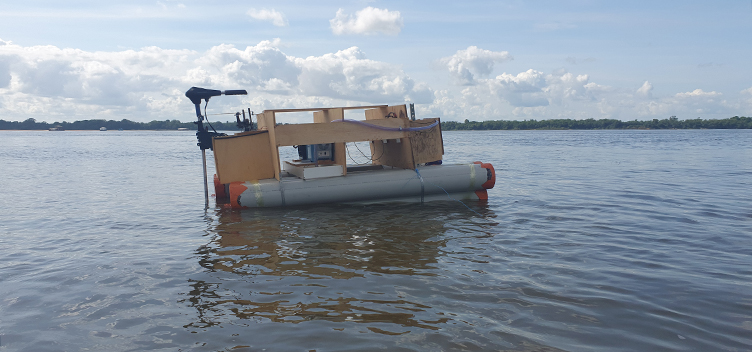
1 115 750 131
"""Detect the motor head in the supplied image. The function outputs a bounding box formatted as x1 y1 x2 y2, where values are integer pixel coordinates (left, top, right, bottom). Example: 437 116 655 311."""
185 86 248 122
185 87 220 105
185 87 247 150
185 87 247 105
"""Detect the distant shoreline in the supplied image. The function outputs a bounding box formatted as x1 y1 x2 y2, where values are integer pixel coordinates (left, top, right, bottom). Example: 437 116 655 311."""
1 116 750 131
441 116 751 130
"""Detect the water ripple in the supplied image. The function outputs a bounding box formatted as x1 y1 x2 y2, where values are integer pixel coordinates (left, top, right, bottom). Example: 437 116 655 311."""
1 130 751 351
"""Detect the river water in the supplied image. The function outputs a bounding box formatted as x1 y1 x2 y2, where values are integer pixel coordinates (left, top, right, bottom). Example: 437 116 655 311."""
0 129 750 351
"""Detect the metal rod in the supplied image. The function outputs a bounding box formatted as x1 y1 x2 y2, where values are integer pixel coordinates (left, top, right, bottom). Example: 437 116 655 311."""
202 149 209 208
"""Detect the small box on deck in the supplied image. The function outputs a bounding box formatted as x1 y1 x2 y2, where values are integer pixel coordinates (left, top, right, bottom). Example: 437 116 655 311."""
284 161 344 179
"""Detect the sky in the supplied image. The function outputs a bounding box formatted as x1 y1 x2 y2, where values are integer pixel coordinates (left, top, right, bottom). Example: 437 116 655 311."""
1 0 751 123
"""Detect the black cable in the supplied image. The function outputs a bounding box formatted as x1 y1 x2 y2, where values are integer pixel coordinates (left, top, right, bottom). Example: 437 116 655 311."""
344 143 367 165
348 143 376 165
355 141 384 162
202 100 219 133
353 141 370 159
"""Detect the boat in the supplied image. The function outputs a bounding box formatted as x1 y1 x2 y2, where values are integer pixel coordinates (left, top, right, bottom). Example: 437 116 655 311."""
99 127 107 131
185 87 495 208
49 125 65 131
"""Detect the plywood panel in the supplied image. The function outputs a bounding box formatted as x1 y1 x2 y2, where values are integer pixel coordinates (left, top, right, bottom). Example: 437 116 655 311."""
256 113 268 130
274 118 408 146
333 142 347 176
259 111 281 180
365 105 407 120
313 108 344 123
365 107 390 120
387 105 408 120
313 110 325 124
370 138 415 169
409 118 444 165
213 131 275 184
366 104 414 169
269 112 280 180
264 105 387 113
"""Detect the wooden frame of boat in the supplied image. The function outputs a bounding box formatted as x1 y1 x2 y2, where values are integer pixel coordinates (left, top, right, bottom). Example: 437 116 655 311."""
211 104 444 184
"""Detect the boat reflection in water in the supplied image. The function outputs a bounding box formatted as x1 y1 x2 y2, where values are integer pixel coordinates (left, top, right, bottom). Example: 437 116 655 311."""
185 202 492 334
183 204 570 351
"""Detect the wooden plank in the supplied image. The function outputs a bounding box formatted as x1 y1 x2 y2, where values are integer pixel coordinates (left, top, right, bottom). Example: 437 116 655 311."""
370 138 415 169
326 109 347 176
328 108 344 122
313 108 343 123
274 118 408 146
270 112 280 180
313 110 325 124
365 105 407 120
334 143 347 176
264 105 387 114
364 108 378 120
388 104 408 119
212 131 275 183
256 113 268 130
409 118 444 165
257 111 281 180
365 107 390 120
366 104 413 169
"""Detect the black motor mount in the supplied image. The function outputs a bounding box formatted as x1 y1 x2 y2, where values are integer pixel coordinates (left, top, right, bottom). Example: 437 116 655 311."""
185 87 248 150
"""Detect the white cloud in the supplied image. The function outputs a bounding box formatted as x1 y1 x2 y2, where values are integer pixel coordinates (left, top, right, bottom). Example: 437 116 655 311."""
487 69 549 107
675 88 721 99
428 62 749 121
0 38 432 122
247 8 288 27
330 7 403 35
474 70 601 109
670 89 725 115
740 87 752 111
0 37 748 123
195 40 300 92
294 46 432 103
440 46 512 85
636 81 653 98
543 72 598 104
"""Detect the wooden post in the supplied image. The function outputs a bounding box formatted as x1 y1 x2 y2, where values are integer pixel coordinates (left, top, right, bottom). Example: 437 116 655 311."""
260 110 281 180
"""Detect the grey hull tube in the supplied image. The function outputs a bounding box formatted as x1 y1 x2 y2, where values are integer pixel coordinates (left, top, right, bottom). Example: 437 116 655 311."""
224 163 495 208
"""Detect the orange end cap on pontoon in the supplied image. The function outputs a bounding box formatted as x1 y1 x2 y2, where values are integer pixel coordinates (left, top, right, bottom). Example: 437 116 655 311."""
228 182 248 209
474 161 496 189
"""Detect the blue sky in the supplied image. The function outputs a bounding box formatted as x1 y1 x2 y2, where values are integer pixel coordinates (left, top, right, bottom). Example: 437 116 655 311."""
1 0 751 122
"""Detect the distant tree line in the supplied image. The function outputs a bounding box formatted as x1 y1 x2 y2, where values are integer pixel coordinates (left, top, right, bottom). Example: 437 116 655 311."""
440 116 752 130
0 118 253 131
2 115 751 131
